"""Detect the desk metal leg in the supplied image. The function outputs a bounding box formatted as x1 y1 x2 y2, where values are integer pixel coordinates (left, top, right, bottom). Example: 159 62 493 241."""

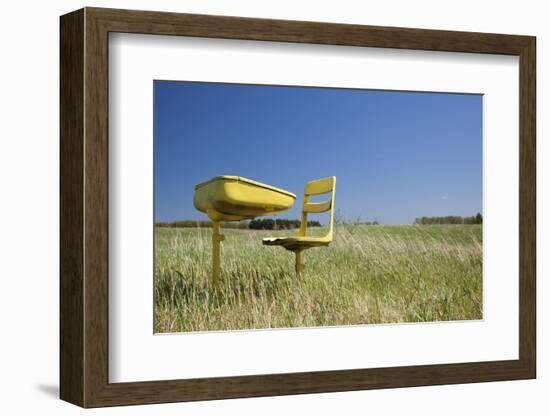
212 221 225 288
295 250 304 275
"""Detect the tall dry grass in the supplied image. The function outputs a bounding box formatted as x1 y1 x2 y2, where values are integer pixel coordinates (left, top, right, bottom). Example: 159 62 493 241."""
154 224 482 332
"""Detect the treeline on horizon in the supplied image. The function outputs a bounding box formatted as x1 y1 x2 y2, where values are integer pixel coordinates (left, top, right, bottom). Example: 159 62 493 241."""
156 213 483 229
155 220 248 229
249 218 321 230
414 213 482 225
155 218 321 230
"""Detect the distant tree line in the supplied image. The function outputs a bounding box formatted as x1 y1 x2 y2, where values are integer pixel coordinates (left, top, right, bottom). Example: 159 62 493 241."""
249 218 321 230
155 220 249 229
414 213 482 225
155 218 322 230
356 220 379 226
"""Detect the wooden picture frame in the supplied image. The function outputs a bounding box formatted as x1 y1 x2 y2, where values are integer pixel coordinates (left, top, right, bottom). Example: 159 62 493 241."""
60 7 536 408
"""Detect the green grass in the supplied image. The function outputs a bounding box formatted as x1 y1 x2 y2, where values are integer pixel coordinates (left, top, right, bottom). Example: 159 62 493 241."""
154 224 482 332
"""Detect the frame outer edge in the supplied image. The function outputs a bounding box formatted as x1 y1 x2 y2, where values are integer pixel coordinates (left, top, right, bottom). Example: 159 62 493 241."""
60 8 86 407
519 37 536 377
86 6 531 55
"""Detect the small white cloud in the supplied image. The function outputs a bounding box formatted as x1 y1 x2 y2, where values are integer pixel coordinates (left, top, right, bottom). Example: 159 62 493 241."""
441 196 447 200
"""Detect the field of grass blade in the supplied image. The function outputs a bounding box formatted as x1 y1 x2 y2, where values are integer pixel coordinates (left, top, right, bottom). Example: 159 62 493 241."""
154 224 482 332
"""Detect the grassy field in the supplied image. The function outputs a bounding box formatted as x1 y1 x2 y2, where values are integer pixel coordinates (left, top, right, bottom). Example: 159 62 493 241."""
154 224 482 333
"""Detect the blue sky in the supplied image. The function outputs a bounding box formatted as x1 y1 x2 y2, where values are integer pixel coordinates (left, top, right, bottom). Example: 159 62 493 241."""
154 81 482 225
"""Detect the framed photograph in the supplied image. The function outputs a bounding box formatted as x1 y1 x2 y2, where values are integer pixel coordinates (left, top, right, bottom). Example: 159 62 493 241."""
60 7 536 408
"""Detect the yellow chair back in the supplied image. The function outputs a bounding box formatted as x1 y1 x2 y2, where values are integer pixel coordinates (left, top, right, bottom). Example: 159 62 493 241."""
298 176 336 241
